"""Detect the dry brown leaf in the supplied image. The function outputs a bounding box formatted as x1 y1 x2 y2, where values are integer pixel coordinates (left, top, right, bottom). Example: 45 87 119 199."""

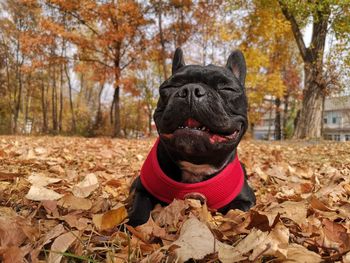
57 194 92 210
0 216 36 247
249 222 289 260
155 199 189 229
0 244 32 263
27 174 61 187
172 217 218 263
310 196 334 212
42 200 59 216
127 216 167 243
72 173 99 198
30 224 66 261
25 185 63 201
62 214 90 230
218 228 268 263
282 244 322 263
49 165 65 175
268 201 308 226
0 171 23 181
48 231 79 263
246 210 279 231
93 206 127 231
322 218 350 252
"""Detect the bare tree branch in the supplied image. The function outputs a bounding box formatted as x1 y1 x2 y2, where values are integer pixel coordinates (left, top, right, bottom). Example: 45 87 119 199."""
278 0 310 62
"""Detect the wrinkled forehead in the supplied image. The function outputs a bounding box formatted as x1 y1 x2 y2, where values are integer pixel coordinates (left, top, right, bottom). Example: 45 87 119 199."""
161 65 237 87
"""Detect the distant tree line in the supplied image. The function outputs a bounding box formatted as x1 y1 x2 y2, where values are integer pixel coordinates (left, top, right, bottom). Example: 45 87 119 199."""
0 0 348 138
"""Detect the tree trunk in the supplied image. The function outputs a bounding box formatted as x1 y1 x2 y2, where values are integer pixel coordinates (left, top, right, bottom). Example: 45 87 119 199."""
279 1 330 139
112 86 121 137
13 71 22 134
293 64 324 138
51 66 58 133
58 63 64 132
41 77 48 133
24 76 32 131
13 41 23 134
267 103 272 140
282 93 289 138
157 4 168 80
64 64 77 133
92 83 104 134
110 99 114 125
274 97 282 140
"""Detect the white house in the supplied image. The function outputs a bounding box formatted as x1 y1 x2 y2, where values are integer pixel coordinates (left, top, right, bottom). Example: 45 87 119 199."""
252 96 350 141
323 96 350 141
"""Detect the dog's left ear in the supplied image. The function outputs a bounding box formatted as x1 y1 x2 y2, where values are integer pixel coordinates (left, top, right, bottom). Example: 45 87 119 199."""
172 47 186 74
226 50 246 85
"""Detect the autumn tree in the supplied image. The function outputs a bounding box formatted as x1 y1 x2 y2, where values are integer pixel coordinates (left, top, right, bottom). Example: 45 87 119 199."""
278 0 350 139
0 0 40 133
226 0 301 139
44 0 149 137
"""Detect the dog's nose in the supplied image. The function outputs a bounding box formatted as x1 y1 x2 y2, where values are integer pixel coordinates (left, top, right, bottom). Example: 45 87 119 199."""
176 85 206 99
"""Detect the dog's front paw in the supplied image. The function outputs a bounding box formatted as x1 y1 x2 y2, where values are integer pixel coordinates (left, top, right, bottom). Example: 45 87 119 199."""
127 211 150 227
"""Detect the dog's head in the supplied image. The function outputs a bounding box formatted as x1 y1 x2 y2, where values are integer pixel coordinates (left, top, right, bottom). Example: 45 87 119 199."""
154 48 248 179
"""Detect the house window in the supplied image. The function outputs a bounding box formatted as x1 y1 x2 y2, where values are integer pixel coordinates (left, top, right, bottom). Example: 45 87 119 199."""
334 134 340 141
346 135 350 141
324 134 332 140
329 112 341 125
324 118 327 124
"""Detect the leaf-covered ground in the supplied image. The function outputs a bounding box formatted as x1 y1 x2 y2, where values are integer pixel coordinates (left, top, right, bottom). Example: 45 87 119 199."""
0 136 350 262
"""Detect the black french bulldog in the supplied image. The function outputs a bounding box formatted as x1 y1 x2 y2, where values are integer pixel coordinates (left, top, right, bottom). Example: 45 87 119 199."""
128 48 255 227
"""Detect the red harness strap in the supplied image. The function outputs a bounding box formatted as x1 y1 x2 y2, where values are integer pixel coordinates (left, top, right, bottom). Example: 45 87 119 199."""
140 138 244 209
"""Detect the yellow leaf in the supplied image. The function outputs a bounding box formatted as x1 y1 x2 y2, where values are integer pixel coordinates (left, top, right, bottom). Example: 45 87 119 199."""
93 206 127 231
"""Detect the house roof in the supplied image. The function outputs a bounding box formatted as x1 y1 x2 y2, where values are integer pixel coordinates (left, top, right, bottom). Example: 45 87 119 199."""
325 96 350 111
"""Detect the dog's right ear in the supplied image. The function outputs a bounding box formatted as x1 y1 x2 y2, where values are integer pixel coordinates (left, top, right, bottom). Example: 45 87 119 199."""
172 48 185 74
226 50 246 86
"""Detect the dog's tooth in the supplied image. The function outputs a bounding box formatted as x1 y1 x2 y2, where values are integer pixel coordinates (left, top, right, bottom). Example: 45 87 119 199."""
201 126 206 131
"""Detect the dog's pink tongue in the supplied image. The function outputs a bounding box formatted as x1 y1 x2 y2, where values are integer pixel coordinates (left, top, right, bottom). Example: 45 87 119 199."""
184 118 201 128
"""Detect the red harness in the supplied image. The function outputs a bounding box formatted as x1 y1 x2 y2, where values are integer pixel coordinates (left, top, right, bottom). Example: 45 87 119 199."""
140 138 244 209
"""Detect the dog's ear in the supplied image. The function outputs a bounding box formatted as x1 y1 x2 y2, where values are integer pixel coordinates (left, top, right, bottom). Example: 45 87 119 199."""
226 50 246 85
172 47 186 74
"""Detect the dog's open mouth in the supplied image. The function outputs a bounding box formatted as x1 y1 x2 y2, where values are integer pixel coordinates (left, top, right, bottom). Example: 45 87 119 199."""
162 118 241 144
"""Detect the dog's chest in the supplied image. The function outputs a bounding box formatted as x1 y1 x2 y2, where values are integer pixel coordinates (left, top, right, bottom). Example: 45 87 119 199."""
178 161 218 183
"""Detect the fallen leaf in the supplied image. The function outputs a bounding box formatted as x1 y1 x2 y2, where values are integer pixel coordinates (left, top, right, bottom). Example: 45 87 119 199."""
0 215 38 247
27 174 62 187
48 231 79 263
25 186 63 201
49 165 65 175
57 194 92 210
62 214 90 230
0 244 32 263
310 196 334 212
30 224 66 261
93 206 127 231
42 200 58 215
249 222 289 260
282 244 322 263
155 199 189 229
172 217 218 263
323 218 350 252
126 216 167 243
72 173 99 198
268 201 308 226
219 228 268 263
0 171 23 181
